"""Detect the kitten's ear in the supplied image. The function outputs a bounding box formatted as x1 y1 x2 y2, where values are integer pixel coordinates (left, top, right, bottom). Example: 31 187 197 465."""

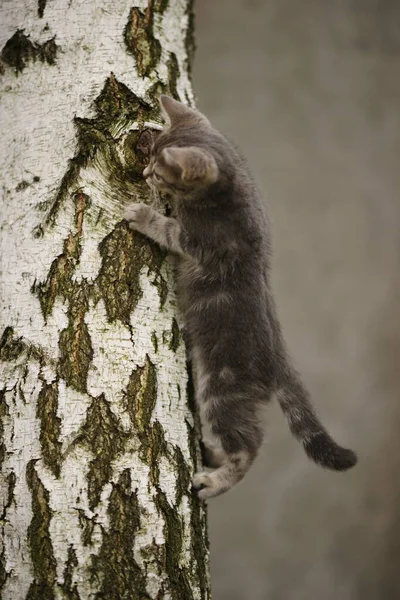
159 95 210 127
162 147 219 184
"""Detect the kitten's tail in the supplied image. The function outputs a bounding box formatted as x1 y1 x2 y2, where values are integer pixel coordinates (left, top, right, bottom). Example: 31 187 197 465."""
276 369 357 471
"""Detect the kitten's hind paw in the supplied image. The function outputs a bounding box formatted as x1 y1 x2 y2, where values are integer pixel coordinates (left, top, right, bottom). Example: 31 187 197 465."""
192 472 213 501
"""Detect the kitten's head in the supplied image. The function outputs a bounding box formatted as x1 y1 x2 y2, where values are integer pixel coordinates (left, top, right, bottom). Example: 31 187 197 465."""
143 96 220 197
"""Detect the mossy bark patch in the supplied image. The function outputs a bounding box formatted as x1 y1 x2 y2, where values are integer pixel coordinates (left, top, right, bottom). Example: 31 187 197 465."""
96 221 166 324
36 378 62 478
167 52 180 100
169 317 181 352
77 395 127 511
58 286 93 394
173 445 191 506
26 460 57 600
0 390 7 470
124 3 161 78
1 30 58 74
0 327 26 362
185 0 196 77
0 471 15 591
93 469 150 599
40 75 152 231
155 490 194 599
153 0 169 14
58 545 80 600
77 509 95 547
33 191 89 319
126 355 157 435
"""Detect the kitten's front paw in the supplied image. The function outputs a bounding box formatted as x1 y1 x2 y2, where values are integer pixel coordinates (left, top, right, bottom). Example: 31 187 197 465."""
124 202 152 233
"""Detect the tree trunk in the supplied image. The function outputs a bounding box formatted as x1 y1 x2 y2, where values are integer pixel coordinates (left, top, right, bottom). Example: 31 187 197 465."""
0 1 210 599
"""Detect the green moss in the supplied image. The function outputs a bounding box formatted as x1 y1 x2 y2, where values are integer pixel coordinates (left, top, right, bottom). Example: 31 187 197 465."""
77 394 127 510
93 469 150 599
26 460 57 600
36 379 62 477
1 30 58 74
124 5 161 78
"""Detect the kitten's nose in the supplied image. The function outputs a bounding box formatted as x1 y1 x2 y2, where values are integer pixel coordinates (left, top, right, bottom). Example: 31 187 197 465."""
143 165 151 178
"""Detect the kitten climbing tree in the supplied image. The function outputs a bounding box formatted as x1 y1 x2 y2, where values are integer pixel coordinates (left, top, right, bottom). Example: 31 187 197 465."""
0 1 210 598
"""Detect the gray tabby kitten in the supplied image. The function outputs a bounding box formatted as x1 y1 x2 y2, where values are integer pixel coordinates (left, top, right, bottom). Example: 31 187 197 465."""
124 95 357 500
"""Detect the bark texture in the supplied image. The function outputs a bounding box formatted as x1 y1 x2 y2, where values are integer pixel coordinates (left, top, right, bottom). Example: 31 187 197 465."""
0 1 210 598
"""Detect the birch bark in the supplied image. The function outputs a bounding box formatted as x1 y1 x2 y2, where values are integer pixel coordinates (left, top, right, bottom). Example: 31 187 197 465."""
0 1 210 598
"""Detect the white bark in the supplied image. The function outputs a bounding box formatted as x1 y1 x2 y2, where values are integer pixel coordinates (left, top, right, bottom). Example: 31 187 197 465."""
0 1 209 598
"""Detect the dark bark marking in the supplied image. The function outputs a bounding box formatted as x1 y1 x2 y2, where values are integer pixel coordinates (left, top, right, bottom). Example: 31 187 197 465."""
33 192 90 318
0 327 26 362
77 509 95 547
96 221 166 324
167 52 180 100
124 2 162 78
58 286 93 393
93 469 150 599
38 0 47 18
1 30 58 74
185 368 211 599
169 317 181 352
58 545 81 600
185 0 196 77
125 357 168 486
0 390 8 471
155 490 194 599
38 75 152 232
125 355 157 436
174 445 191 506
77 395 127 511
36 378 62 477
153 0 169 13
0 472 16 591
26 460 57 600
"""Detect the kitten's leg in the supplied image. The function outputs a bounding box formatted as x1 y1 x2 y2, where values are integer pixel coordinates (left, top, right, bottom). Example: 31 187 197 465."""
124 203 183 254
193 402 264 500
200 440 226 469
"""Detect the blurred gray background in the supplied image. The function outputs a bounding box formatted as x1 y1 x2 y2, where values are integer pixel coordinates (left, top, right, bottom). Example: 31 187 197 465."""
193 1 400 599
